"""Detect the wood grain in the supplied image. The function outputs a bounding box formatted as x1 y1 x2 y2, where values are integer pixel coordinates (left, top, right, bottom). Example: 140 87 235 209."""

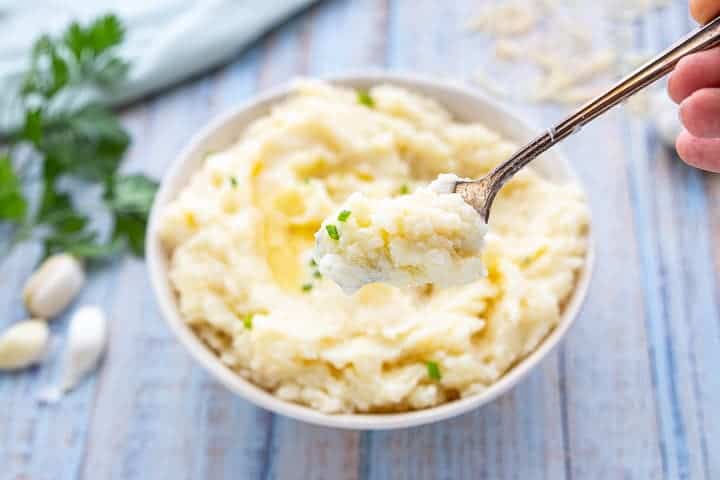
0 0 716 479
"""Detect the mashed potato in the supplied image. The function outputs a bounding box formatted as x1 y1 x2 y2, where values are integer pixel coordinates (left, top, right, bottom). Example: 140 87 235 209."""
158 80 589 413
314 174 488 293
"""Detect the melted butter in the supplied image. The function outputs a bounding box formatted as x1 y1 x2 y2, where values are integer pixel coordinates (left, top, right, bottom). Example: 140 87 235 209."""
253 176 316 292
261 219 314 291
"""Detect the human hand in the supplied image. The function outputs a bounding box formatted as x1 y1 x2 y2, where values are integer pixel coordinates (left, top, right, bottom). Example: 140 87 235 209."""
667 0 720 172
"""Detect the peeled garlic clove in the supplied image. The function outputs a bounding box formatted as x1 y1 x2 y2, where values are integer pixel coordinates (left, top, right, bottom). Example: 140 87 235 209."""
38 306 108 404
60 305 108 391
0 320 50 370
23 254 85 319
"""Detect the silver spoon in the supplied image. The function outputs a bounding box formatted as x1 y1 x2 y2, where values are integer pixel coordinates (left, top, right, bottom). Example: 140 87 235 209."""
455 15 720 222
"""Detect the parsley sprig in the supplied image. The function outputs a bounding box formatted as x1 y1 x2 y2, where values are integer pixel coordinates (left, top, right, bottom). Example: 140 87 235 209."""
426 361 442 381
337 210 351 222
326 224 340 241
356 90 375 108
0 14 158 262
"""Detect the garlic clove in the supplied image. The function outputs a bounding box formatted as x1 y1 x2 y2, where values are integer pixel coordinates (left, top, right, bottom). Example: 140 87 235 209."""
0 319 50 370
23 254 85 319
60 305 108 391
38 305 108 404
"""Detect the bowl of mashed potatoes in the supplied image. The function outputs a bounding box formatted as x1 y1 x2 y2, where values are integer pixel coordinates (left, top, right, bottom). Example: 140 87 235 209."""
147 73 593 429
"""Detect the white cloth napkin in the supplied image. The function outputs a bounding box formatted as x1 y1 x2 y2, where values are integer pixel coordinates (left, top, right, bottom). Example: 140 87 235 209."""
0 0 316 131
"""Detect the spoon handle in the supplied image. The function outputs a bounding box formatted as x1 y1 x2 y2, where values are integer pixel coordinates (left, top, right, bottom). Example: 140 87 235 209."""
487 15 720 192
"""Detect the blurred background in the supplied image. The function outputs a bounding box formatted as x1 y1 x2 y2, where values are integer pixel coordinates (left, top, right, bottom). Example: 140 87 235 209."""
2 1 719 479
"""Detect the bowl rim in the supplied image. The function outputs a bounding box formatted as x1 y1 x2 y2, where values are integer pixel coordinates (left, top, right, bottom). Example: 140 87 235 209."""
146 71 594 430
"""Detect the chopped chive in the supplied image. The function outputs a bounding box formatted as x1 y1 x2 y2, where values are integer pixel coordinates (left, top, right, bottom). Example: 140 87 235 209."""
313 270 322 279
229 176 238 187
326 224 340 240
357 90 375 108
399 184 410 195
309 258 317 267
426 361 442 380
304 177 311 184
243 313 254 330
301 283 313 292
337 210 351 222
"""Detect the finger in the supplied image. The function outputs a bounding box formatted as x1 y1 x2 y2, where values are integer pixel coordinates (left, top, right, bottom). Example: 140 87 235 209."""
668 48 720 103
679 88 720 138
690 0 720 23
676 130 720 172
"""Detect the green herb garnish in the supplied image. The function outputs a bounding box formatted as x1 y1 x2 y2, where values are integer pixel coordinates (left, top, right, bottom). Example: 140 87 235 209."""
313 270 322 279
243 313 254 330
309 258 317 267
357 90 375 108
0 14 158 261
103 174 158 256
337 210 351 222
326 224 340 240
229 176 238 188
399 184 410 195
0 155 27 222
301 283 313 292
426 361 442 380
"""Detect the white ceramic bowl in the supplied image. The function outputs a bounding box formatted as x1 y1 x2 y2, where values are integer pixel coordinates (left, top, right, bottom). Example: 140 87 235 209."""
147 72 594 430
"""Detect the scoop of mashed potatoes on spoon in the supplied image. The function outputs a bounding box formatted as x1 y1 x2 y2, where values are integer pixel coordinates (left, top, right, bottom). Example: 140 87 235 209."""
313 174 488 293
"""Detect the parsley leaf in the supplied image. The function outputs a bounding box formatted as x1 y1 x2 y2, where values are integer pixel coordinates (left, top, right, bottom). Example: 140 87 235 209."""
105 174 159 256
105 174 158 216
21 109 43 144
426 361 442 381
43 230 123 261
337 210 351 222
36 104 130 181
37 188 89 235
326 224 340 240
112 213 147 257
64 15 129 87
0 155 27 222
64 14 125 59
21 35 69 99
357 90 375 108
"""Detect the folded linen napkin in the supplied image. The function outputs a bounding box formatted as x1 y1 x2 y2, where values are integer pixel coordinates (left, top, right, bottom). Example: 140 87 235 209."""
0 0 316 131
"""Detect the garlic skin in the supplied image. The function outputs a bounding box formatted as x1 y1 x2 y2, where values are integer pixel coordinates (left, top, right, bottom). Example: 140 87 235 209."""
0 320 50 370
38 306 108 404
23 254 85 319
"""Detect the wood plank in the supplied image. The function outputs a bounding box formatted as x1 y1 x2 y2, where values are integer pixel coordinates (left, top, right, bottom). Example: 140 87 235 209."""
667 6 720 479
558 109 663 479
3 1 720 478
611 4 719 479
80 67 275 479
0 103 151 480
700 161 720 480
539 3 668 478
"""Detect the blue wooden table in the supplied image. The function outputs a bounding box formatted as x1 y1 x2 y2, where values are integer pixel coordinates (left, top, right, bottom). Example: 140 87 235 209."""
2 1 719 478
